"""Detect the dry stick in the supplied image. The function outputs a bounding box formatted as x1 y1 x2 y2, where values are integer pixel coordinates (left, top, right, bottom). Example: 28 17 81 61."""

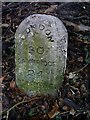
6 111 9 120
76 38 90 45
1 24 9 27
71 32 90 45
63 20 90 32
58 111 70 115
44 5 58 14
3 26 11 37
73 63 89 74
2 36 14 41
1 96 42 116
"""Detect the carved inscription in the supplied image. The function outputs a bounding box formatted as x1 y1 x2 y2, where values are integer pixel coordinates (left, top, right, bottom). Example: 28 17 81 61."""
15 14 68 95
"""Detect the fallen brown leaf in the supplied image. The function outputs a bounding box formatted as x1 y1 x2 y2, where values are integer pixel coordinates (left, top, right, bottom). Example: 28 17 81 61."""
48 102 60 118
10 81 16 89
44 5 57 14
0 76 5 83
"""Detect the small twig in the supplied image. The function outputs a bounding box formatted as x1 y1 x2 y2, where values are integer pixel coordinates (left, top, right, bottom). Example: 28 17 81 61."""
2 36 14 41
68 63 89 79
76 38 90 45
6 111 9 120
3 26 11 36
1 96 41 115
1 23 9 27
73 63 89 74
71 32 90 45
58 111 70 115
63 20 90 32
44 5 57 14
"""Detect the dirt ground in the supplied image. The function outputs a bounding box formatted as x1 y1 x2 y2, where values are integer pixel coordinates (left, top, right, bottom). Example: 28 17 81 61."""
1 2 90 120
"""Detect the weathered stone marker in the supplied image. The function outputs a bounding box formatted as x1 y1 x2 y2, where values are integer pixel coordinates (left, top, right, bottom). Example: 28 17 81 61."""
15 14 68 96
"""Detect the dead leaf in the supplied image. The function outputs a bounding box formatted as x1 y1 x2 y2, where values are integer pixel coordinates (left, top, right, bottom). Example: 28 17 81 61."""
48 102 60 118
78 56 83 62
62 105 69 111
44 5 57 14
0 76 5 83
10 81 16 89
70 108 76 115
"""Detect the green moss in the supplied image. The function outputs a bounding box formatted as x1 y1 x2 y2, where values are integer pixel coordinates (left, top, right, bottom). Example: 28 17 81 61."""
15 37 20 77
32 31 48 59
15 31 64 96
17 79 58 95
17 71 64 95
31 31 51 81
23 38 29 71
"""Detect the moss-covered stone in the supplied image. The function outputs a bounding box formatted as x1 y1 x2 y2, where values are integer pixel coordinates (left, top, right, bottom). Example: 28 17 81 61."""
15 14 68 96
